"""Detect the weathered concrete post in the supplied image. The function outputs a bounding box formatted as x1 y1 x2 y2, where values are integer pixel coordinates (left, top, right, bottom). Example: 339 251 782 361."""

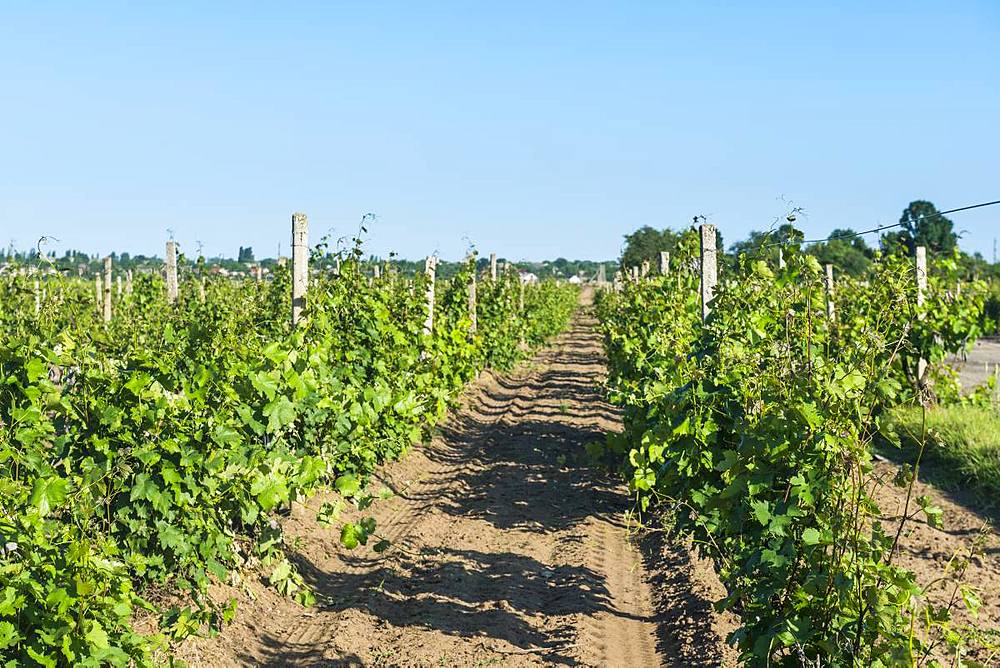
778 247 786 269
103 257 112 322
659 251 669 276
165 241 178 304
95 274 103 315
699 223 718 321
34 279 40 314
291 212 309 327
489 253 497 281
423 256 437 336
824 264 835 321
468 256 478 334
916 246 928 381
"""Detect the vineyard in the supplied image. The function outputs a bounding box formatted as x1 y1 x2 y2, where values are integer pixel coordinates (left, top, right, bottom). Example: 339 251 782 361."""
0 224 578 666
1 218 999 667
595 226 999 665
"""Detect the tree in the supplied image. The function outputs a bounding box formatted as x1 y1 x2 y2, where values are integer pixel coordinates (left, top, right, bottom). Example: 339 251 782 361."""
237 246 255 263
620 225 721 273
808 229 873 276
729 223 803 258
881 200 956 255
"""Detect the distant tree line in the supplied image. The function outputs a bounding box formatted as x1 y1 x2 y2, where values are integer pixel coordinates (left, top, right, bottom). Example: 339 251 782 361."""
1 244 618 282
617 199 1000 333
618 199 989 279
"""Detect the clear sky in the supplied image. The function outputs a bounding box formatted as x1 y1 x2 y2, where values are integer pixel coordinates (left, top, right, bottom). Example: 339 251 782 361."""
2 2 999 261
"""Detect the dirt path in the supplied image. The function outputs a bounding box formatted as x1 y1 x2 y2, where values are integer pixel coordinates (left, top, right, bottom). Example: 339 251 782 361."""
178 298 734 667
949 337 1000 391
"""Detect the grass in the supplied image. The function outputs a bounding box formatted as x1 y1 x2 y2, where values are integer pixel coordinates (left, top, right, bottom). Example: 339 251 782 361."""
879 403 1000 507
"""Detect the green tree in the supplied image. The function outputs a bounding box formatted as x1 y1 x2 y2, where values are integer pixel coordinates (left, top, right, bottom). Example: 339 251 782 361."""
729 223 803 258
808 229 873 276
881 200 957 255
621 225 721 274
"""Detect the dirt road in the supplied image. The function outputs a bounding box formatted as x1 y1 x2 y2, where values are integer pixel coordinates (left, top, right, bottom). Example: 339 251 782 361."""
178 299 735 667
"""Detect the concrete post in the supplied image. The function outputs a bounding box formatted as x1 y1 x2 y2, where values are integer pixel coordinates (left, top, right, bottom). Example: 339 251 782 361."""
165 241 178 304
291 213 309 326
700 224 718 321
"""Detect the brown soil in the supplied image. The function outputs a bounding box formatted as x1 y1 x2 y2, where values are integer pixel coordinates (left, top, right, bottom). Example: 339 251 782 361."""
175 295 736 667
950 337 1000 391
872 460 1000 663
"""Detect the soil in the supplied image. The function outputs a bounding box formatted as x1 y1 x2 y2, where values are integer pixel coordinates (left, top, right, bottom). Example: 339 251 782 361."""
872 460 1000 663
950 337 1000 390
172 293 998 667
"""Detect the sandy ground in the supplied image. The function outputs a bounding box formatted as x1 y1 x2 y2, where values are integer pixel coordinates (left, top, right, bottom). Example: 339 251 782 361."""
951 337 1000 390
873 461 1000 663
175 297 736 667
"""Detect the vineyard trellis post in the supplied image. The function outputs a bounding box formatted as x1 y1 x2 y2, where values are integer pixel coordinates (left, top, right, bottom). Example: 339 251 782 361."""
660 251 669 276
824 263 835 321
125 269 133 295
916 245 928 381
103 256 112 323
291 212 309 327
94 274 102 316
778 247 786 269
373 263 381 280
641 260 650 278
165 241 178 304
699 223 718 321
468 255 478 334
34 279 40 314
490 252 497 281
423 256 437 337
116 275 122 299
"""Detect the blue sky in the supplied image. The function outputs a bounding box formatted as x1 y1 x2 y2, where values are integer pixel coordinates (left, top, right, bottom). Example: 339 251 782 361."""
2 2 999 261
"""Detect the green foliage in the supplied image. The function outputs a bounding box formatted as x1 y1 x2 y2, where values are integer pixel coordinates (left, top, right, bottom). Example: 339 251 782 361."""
832 248 987 399
620 225 720 275
981 279 1000 335
806 230 873 276
728 222 802 262
881 200 958 255
595 231 988 664
0 250 578 665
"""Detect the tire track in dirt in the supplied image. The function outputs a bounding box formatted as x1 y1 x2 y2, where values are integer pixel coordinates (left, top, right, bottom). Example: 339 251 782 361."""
178 292 735 667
